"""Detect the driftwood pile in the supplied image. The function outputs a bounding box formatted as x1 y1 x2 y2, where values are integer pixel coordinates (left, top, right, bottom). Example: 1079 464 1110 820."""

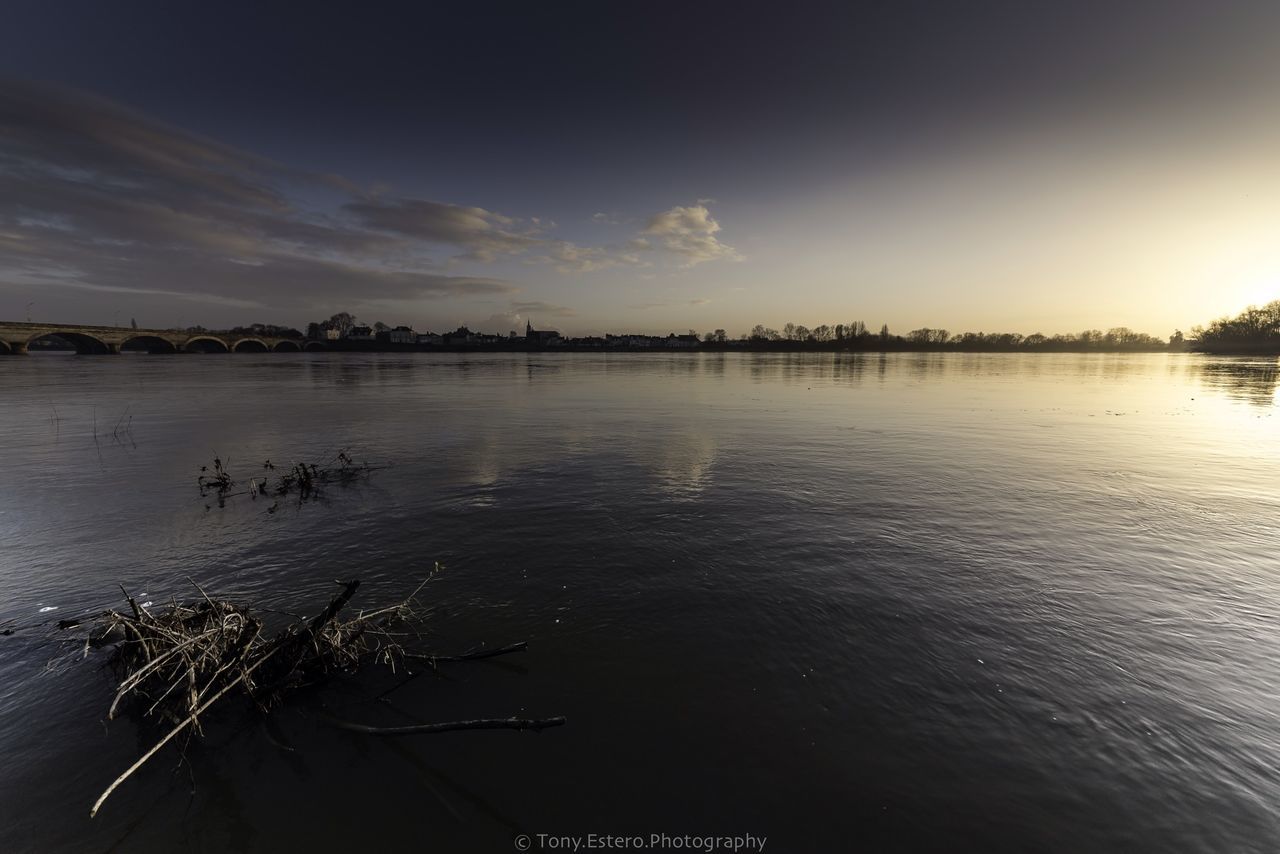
86 578 563 818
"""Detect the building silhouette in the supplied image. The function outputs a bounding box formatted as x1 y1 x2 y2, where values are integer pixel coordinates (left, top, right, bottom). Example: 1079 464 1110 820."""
525 320 561 346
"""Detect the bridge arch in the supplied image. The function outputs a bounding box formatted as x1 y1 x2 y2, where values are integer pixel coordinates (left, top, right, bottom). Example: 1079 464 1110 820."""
272 339 302 352
0 340 11 355
184 336 230 354
232 338 269 353
120 334 179 354
28 331 110 354
303 341 327 352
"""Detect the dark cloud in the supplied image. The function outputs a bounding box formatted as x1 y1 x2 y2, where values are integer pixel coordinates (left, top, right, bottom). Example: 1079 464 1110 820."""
0 79 517 317
473 302 575 334
0 79 744 325
0 79 287 211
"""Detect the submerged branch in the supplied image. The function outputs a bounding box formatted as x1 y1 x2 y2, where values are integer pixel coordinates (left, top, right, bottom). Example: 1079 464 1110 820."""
198 448 384 511
324 715 567 736
403 641 528 664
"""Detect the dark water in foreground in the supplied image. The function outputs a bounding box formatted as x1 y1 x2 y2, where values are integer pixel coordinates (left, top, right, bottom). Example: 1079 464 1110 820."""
1 352 1278 853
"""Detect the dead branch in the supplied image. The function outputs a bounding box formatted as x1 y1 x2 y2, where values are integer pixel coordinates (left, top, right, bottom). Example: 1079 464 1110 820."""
91 636 287 817
89 580 365 816
84 575 559 818
324 715 567 736
375 641 529 700
403 641 528 664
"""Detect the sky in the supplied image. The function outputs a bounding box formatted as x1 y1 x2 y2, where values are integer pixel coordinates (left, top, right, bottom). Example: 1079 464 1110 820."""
1 0 1278 337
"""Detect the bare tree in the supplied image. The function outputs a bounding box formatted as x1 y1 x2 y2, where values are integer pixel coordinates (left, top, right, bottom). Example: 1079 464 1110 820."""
327 312 356 336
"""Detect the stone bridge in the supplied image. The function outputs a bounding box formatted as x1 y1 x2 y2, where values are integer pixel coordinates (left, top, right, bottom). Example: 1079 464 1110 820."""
0 322 324 355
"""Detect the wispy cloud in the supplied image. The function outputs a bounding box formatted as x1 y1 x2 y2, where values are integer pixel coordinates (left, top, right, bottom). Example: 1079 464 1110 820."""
511 300 576 318
628 297 711 311
526 241 629 274
343 198 543 262
527 204 742 274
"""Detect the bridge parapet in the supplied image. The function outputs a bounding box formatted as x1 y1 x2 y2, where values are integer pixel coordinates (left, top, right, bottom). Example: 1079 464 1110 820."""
0 322 309 354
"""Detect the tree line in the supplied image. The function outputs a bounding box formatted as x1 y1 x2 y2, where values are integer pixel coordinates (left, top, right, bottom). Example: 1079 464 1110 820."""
1191 300 1280 354
173 304 1280 354
180 322 304 338
711 322 1176 351
303 312 404 339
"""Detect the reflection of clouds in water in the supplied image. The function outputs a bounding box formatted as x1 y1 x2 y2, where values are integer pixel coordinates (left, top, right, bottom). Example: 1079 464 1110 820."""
455 433 506 506
468 437 503 487
451 422 717 502
650 429 717 500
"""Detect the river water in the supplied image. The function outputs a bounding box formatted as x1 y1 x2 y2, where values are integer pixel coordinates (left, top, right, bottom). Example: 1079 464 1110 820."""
0 351 1278 853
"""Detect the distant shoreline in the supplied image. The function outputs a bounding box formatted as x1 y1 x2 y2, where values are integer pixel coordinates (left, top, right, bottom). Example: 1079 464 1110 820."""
240 341 1192 355
20 336 1275 356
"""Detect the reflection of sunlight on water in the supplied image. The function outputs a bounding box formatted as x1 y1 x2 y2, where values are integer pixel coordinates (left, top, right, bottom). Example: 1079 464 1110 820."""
470 449 502 488
464 491 497 508
651 430 717 500
464 437 504 505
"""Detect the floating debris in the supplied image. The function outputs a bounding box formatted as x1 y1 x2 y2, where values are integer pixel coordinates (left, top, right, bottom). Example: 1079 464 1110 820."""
79 574 562 818
198 448 382 510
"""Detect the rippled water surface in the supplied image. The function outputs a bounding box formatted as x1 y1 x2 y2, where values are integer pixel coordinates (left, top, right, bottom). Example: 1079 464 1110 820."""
1 352 1279 853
